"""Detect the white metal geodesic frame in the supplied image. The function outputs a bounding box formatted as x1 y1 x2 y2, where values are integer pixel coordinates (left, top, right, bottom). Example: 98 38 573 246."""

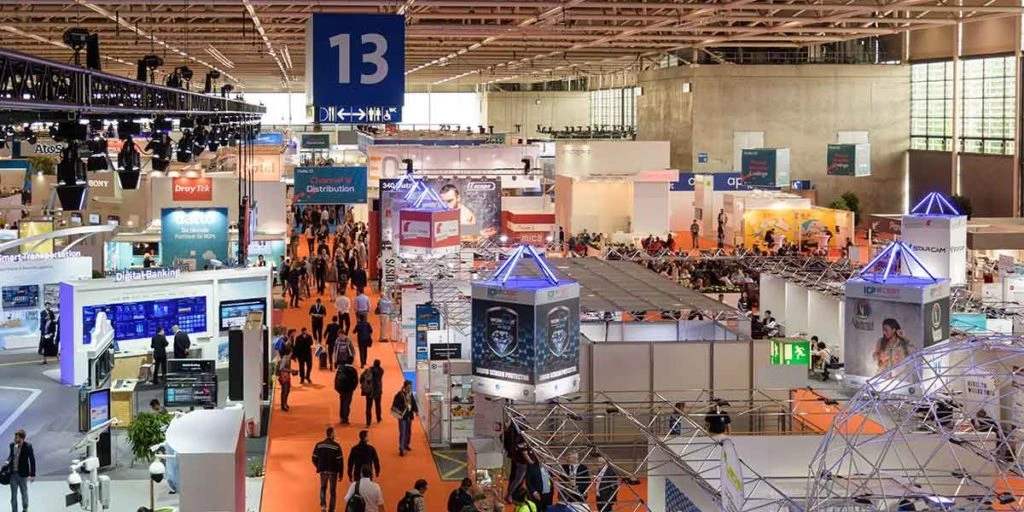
808 336 1024 511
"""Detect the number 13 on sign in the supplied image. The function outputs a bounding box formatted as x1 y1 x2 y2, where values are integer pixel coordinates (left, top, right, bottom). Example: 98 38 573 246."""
329 33 388 85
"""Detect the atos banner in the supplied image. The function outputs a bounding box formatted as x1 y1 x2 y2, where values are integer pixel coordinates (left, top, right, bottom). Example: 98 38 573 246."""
171 177 213 201
293 166 368 204
160 208 229 270
306 14 405 123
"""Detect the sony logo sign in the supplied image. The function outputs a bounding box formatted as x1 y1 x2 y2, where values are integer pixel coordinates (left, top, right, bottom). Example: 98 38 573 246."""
88 179 109 188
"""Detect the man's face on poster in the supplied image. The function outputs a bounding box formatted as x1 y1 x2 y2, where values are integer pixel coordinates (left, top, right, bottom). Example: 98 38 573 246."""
440 188 460 210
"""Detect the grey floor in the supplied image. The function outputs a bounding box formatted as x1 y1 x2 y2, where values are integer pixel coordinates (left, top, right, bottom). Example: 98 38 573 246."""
0 348 270 511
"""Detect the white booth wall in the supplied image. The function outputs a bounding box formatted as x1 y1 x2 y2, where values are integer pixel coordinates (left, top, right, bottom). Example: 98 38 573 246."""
581 321 743 343
760 274 786 318
149 176 287 236
554 176 634 235
633 182 671 234
366 144 541 186
554 140 670 177
807 291 845 359
783 282 809 334
0 255 92 349
59 267 273 385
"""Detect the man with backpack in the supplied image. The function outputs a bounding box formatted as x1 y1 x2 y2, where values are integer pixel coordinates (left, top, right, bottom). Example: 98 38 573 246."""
312 427 344 512
447 478 474 512
397 479 428 512
342 465 384 512
335 358 359 425
361 360 385 427
334 335 355 369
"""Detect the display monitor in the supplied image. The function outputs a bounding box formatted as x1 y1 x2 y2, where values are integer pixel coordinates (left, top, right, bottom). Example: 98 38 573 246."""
219 298 266 331
82 296 207 344
2 285 39 309
88 213 100 225
88 389 111 430
106 215 120 226
70 213 82 224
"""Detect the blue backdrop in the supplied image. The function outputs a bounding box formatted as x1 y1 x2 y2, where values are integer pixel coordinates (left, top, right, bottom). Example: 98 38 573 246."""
160 208 229 269
308 13 405 123
293 167 368 204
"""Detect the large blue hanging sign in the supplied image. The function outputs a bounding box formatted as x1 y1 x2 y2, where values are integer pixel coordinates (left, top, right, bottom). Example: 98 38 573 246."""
306 14 405 124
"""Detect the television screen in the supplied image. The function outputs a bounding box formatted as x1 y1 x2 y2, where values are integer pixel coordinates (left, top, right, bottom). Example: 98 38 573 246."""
2 285 39 309
106 215 120 226
88 389 110 430
70 213 82 224
82 296 207 344
88 213 100 224
132 242 159 256
219 298 266 331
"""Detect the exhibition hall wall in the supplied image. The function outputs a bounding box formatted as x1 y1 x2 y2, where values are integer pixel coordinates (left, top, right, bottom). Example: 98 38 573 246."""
637 64 910 219
0 255 92 349
59 267 273 385
554 140 670 178
366 144 541 187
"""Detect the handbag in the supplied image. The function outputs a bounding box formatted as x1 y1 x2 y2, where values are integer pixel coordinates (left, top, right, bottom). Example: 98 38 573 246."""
0 463 11 485
390 405 405 420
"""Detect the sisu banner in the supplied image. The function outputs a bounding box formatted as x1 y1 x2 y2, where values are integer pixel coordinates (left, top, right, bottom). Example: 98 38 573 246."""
160 208 229 270
293 166 368 204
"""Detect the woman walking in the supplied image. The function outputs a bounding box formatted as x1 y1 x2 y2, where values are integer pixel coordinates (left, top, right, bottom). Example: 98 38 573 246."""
276 345 296 411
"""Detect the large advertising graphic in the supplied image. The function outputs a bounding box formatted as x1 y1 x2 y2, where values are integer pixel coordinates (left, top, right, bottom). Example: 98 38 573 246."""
844 280 950 382
160 208 229 270
171 177 213 201
425 178 501 239
293 166 368 204
398 208 461 256
380 178 413 247
472 298 535 388
826 143 871 177
534 297 580 384
743 209 798 249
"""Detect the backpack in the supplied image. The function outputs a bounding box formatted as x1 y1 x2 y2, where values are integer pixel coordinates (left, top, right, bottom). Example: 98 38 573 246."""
360 369 374 396
397 492 420 512
345 480 366 512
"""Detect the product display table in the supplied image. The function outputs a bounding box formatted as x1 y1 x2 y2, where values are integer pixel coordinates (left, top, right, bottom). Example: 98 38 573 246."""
112 350 152 381
110 379 138 428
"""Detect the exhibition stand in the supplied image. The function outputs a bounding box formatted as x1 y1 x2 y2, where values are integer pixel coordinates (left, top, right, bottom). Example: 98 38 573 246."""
842 242 951 390
901 192 968 286
59 266 273 385
759 273 846 360
0 252 91 349
164 407 247 512
726 191 854 251
398 184 461 258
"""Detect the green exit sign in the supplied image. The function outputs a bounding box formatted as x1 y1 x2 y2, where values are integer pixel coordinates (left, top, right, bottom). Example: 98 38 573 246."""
770 338 811 368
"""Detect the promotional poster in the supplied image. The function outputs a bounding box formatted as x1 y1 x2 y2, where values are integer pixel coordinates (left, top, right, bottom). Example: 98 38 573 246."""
471 298 536 387
398 208 460 257
843 295 950 379
534 297 580 384
425 178 501 239
740 148 789 187
292 166 368 204
379 178 415 247
160 208 228 269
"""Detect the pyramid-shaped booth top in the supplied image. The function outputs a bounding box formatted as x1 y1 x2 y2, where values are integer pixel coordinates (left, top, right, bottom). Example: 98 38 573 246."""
477 244 574 289
855 241 941 284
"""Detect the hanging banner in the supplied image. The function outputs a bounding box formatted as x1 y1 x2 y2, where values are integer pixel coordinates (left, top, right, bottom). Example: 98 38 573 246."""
740 148 790 187
160 208 229 270
720 438 745 512
380 249 397 288
300 133 331 150
826 143 871 177
292 166 368 204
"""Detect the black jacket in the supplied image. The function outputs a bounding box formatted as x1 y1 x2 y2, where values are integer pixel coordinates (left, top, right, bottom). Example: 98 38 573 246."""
561 463 590 501
172 330 190 358
335 365 359 394
354 322 373 347
347 441 381 480
525 463 549 498
6 441 35 478
391 390 418 420
448 487 474 512
311 438 343 474
151 334 168 359
351 268 368 288
309 303 327 325
295 333 314 359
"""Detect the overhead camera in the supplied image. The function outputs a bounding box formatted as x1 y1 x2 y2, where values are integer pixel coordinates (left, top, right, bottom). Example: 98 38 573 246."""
63 28 90 52
148 461 165 484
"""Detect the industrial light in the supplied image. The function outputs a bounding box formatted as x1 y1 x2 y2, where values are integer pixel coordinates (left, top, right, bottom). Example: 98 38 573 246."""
56 141 88 211
116 135 142 190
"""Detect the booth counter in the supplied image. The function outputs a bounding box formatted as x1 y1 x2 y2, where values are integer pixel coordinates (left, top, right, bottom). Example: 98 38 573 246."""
0 254 92 349
59 266 273 385
164 408 247 512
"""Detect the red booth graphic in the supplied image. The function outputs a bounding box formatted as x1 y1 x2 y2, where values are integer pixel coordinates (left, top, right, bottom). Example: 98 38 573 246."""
502 211 555 246
399 208 461 257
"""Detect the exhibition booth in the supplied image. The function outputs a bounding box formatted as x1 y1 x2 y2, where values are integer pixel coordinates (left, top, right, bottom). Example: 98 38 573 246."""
0 251 92 349
58 266 273 385
759 273 845 359
722 191 854 251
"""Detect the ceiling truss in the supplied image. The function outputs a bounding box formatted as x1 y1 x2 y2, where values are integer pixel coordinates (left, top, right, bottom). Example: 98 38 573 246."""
0 0 1017 91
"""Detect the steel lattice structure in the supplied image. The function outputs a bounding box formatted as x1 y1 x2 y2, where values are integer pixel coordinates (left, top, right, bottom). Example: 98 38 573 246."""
506 390 810 512
808 336 1024 511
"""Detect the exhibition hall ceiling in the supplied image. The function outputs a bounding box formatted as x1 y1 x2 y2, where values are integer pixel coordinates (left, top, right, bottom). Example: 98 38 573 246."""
1 0 1018 91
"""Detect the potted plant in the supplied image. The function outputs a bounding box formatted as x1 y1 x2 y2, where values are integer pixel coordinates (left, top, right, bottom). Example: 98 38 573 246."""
126 412 172 464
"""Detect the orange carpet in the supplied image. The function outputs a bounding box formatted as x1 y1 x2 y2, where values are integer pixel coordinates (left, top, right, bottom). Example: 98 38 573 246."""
261 246 457 511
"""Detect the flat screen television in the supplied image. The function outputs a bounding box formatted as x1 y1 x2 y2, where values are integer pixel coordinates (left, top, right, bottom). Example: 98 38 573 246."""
106 215 120 226
2 285 39 309
88 389 111 430
218 298 266 331
82 296 206 344
88 213 100 224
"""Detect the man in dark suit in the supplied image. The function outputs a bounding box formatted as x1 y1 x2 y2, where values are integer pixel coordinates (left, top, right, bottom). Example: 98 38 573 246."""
295 328 315 384
595 457 619 512
525 462 554 511
560 452 590 504
150 327 169 384
4 429 35 512
309 298 327 344
171 325 190 359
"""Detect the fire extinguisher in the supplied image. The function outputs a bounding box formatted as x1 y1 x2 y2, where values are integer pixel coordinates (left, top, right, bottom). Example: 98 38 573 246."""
246 417 256 438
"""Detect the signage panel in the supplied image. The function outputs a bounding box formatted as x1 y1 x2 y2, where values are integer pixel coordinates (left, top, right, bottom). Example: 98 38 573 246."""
300 133 331 150
171 177 213 201
160 208 229 270
740 148 790 187
292 166 368 204
306 14 405 123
